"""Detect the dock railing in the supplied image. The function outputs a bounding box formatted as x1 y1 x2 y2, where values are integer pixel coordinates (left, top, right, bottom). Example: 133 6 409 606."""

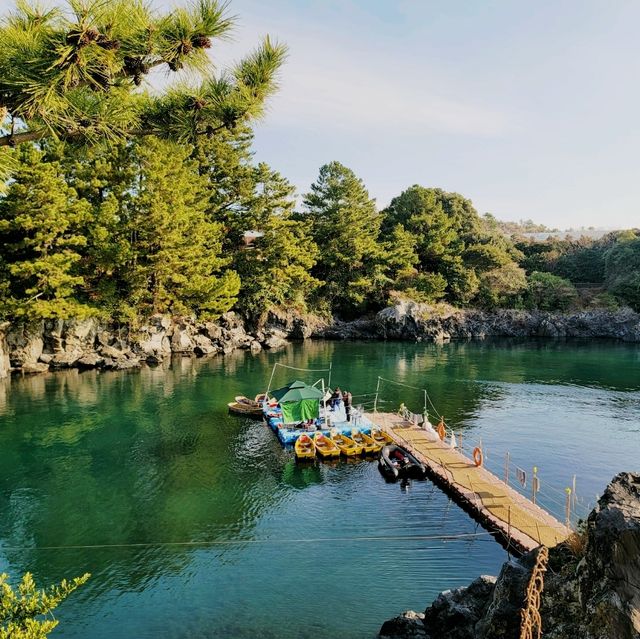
395 405 592 530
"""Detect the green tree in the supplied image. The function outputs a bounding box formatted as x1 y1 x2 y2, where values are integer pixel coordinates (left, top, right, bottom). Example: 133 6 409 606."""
0 145 92 319
0 0 286 151
0 571 89 639
525 271 579 311
303 161 385 316
123 138 239 318
195 132 320 319
382 185 524 306
604 234 640 310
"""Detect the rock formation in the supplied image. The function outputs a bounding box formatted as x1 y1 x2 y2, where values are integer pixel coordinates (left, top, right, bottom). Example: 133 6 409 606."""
316 302 640 343
380 472 640 639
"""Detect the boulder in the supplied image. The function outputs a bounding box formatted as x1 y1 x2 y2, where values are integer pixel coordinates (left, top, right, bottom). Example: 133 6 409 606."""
380 473 640 639
192 334 217 356
76 354 105 369
171 326 195 353
137 332 171 360
379 611 428 639
423 575 497 639
6 323 44 367
49 350 82 369
263 334 288 350
0 323 10 379
20 361 49 375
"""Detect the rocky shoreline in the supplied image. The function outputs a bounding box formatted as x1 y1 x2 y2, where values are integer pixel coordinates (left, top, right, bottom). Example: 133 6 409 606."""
0 302 638 380
379 472 640 639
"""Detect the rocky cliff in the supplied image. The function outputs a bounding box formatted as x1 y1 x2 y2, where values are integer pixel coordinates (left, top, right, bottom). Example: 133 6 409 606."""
317 302 640 343
0 309 325 378
1 303 638 379
379 472 640 639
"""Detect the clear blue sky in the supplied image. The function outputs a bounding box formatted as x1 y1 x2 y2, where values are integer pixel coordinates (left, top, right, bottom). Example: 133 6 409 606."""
158 0 640 228
0 0 640 228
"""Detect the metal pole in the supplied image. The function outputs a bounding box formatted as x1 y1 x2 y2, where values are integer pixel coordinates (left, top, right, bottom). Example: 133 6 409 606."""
565 487 572 528
373 376 381 414
504 452 510 486
322 378 327 429
266 362 278 395
532 466 538 505
327 362 332 390
572 475 577 510
423 389 427 415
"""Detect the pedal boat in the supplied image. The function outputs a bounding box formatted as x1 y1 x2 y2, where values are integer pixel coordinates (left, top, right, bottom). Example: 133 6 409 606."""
295 433 316 460
329 429 363 456
351 429 382 454
313 432 341 458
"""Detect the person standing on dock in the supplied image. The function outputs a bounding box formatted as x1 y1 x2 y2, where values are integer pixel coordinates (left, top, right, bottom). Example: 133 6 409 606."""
344 391 353 422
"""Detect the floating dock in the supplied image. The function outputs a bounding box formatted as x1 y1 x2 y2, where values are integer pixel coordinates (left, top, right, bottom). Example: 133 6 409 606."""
366 412 571 555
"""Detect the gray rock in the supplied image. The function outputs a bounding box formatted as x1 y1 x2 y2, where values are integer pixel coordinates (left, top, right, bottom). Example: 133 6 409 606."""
76 354 105 369
380 473 640 639
49 351 83 369
20 362 49 375
192 334 217 356
100 344 127 359
0 322 10 379
379 611 427 638
39 353 54 364
171 327 195 353
263 335 288 350
6 323 44 367
249 340 262 353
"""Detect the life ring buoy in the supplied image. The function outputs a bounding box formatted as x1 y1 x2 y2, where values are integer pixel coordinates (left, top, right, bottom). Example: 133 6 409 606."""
472 446 483 467
436 421 446 441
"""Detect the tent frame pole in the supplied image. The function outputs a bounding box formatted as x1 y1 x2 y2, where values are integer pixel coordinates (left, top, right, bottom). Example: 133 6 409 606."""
322 378 327 429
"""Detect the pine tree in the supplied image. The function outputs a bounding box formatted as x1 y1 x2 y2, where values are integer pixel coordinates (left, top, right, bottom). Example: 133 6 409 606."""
0 1 286 188
123 138 239 318
303 161 384 316
196 133 320 320
234 164 320 319
0 145 92 319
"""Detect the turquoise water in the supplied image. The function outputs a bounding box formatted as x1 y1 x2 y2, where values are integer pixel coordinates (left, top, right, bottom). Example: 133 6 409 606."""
0 339 638 638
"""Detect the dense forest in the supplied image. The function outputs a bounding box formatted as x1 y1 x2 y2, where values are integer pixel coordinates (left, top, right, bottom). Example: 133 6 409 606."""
0 0 639 329
1 134 639 325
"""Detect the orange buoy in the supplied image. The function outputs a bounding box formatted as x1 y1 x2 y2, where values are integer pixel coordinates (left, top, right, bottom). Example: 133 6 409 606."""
472 446 483 467
436 420 446 441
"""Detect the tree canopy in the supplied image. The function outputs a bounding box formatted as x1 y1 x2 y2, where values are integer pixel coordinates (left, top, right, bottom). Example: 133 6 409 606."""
0 0 286 186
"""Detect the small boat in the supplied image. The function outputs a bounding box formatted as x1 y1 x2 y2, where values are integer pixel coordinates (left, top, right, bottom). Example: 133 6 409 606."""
295 433 316 460
313 432 341 458
378 444 427 481
228 400 263 418
330 429 363 456
351 429 382 455
370 428 393 446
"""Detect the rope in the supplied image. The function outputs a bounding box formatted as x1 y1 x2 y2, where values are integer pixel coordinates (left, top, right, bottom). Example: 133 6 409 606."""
272 363 331 373
0 531 496 552
519 545 549 639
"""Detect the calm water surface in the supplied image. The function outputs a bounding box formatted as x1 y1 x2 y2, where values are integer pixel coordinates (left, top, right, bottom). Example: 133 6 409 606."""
0 339 639 638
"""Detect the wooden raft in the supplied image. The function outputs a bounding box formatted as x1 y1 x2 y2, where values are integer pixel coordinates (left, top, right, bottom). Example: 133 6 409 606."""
366 412 571 555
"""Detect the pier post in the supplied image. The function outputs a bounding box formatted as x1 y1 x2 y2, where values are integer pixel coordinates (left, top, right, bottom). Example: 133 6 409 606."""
565 488 572 528
532 466 539 505
504 452 510 486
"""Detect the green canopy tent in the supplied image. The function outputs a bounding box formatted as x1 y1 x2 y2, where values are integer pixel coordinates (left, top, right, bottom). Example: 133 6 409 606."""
270 380 324 424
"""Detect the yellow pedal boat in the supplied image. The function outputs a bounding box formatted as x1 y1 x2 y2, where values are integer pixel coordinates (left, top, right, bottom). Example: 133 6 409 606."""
330 429 363 456
351 429 382 454
295 433 316 460
370 428 393 446
313 432 341 458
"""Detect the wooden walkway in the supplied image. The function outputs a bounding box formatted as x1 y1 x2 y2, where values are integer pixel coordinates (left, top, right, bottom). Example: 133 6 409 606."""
365 412 571 555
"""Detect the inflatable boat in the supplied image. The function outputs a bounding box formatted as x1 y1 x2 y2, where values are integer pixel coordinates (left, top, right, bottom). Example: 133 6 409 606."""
378 444 427 481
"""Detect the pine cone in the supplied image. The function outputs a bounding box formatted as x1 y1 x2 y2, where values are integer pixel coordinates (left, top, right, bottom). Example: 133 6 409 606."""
191 35 211 49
